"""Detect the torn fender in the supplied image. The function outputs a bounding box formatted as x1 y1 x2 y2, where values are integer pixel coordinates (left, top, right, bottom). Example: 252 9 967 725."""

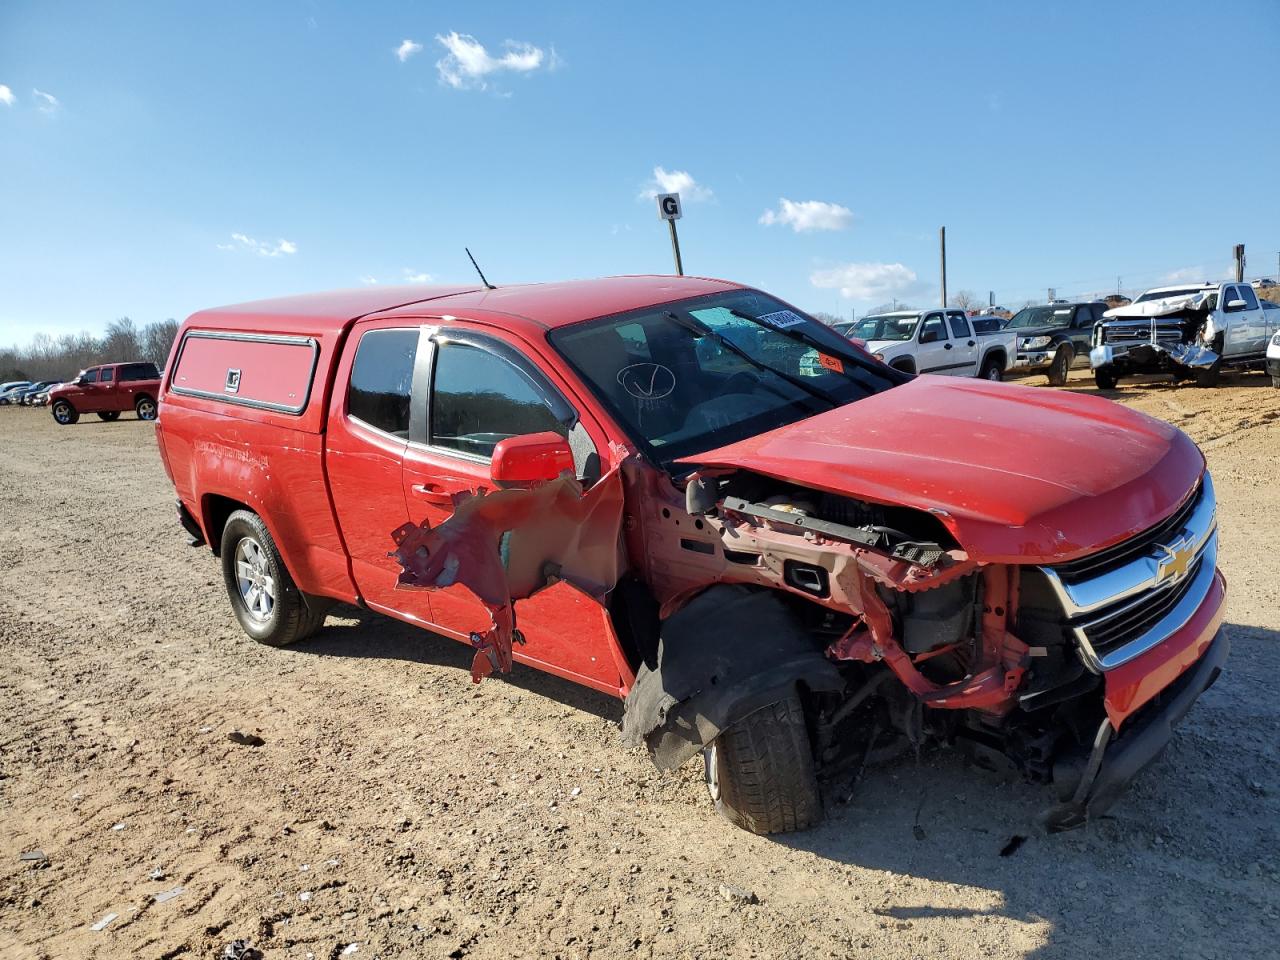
392 464 627 681
621 584 843 771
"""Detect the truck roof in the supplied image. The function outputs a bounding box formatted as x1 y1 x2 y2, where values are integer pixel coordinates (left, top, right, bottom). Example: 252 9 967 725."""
187 276 744 336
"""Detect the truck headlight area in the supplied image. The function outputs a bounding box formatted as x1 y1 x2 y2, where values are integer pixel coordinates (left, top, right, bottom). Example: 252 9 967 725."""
1020 336 1052 349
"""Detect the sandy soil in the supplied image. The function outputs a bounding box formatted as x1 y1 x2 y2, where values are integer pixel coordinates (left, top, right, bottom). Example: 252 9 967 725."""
1 369 1278 960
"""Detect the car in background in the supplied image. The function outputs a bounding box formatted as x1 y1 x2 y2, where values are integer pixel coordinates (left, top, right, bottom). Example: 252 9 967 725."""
1268 328 1280 387
968 315 1007 333
849 308 1014 380
12 380 60 405
0 381 33 404
27 383 61 406
1007 300 1107 386
48 361 162 424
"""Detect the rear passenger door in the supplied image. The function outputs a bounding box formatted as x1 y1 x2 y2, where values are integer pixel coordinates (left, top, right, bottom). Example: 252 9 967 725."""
399 327 626 692
324 322 431 619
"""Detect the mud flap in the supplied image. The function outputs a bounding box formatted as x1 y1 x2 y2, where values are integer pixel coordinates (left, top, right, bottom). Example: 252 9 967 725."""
621 584 844 771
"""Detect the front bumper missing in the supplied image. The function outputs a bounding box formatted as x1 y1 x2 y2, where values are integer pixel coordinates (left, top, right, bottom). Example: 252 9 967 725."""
1042 626 1228 831
1090 341 1219 373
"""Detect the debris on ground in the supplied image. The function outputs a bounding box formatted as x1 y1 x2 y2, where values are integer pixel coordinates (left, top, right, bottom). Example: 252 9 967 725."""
719 883 759 905
221 940 263 960
149 867 166 881
19 849 47 862
153 886 184 903
90 912 118 931
227 730 265 747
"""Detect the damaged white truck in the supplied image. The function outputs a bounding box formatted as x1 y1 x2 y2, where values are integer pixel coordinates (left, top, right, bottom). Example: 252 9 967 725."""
1090 281 1276 388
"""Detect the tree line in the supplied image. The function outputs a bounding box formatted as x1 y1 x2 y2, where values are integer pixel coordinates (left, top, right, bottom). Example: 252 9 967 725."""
0 318 179 383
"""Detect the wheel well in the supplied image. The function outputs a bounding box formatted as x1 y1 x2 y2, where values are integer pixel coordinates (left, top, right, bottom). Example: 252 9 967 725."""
134 392 155 406
890 358 916 374
201 494 252 557
983 349 1007 368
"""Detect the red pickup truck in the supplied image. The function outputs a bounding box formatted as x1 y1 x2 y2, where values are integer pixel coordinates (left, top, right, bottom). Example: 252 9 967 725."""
49 361 162 424
155 277 1226 834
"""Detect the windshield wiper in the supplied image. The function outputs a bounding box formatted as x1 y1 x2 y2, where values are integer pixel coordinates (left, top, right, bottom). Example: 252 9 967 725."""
728 309 892 382
660 311 839 408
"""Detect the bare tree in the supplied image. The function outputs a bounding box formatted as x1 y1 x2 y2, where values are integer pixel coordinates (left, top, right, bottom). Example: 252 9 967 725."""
808 311 846 327
141 320 180 368
948 290 982 312
2 317 181 382
864 302 913 316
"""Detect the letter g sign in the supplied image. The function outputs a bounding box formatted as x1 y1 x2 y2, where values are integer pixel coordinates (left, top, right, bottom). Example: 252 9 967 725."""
656 192 683 221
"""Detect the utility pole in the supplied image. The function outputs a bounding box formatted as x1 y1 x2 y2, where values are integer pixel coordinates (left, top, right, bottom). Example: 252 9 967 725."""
939 226 947 308
1233 243 1245 283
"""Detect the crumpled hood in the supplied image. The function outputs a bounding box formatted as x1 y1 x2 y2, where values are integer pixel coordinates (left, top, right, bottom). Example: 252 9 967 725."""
1105 293 1210 319
680 377 1204 564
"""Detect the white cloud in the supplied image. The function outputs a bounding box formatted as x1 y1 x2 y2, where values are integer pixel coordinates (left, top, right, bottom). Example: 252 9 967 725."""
434 31 548 90
32 88 58 114
810 262 921 301
638 166 712 202
220 233 298 258
0 85 14 106
395 39 423 62
402 269 432 283
759 198 853 233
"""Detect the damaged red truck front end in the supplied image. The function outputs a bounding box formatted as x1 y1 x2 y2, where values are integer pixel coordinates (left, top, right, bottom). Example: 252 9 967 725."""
157 277 1227 836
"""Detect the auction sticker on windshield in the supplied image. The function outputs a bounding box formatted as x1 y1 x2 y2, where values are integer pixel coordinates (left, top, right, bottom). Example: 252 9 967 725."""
757 310 806 329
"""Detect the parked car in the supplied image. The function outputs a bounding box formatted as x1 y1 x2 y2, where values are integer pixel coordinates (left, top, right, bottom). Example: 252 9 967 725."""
26 382 61 406
0 381 33 404
1090 282 1275 388
846 308 1014 380
10 380 60 405
968 315 1007 333
48 362 162 424
1007 300 1107 386
157 277 1226 835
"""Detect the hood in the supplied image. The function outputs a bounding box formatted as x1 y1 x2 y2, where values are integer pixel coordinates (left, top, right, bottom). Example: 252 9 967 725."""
863 338 909 354
680 377 1204 564
1105 293 1210 319
1008 325 1065 340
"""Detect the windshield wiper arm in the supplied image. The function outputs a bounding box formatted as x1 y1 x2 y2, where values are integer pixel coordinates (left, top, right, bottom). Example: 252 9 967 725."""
660 311 838 408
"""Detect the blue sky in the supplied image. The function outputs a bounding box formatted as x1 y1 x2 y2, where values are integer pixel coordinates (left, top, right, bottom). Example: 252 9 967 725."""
2 0 1278 345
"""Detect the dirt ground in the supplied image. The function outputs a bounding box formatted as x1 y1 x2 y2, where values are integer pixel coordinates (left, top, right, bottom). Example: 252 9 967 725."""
1 368 1278 960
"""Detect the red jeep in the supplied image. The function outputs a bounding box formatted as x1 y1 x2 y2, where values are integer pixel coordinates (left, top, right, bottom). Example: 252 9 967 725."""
49 361 162 424
155 278 1226 834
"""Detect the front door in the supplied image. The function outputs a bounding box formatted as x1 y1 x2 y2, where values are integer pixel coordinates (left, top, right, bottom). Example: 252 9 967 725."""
77 367 108 412
915 312 954 374
399 327 625 693
324 323 433 622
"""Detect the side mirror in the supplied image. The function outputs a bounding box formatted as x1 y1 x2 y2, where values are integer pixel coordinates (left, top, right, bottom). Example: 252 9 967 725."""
490 431 574 485
920 330 941 344
1226 299 1248 312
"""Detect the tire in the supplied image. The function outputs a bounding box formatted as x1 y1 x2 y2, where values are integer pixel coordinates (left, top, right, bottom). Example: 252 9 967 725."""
704 695 822 835
979 355 1004 382
134 395 158 421
1094 370 1119 390
51 400 79 425
1047 345 1072 386
220 510 330 647
1272 375 1280 389
1193 361 1221 388
97 411 121 422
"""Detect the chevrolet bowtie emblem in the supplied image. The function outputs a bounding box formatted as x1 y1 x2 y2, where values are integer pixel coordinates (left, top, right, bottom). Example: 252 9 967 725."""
1156 543 1195 584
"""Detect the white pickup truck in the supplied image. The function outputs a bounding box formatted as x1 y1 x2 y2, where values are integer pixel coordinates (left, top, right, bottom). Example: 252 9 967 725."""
1090 281 1277 388
838 309 1015 380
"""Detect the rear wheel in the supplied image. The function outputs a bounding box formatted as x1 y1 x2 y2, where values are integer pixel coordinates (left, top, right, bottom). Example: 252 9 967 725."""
704 696 822 835
51 400 78 425
1094 370 1119 390
220 510 330 647
135 396 157 421
97 411 121 422
1047 345 1073 386
979 355 1004 382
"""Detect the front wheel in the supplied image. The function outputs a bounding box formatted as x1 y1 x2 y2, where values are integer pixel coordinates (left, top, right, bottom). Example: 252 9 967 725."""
1047 345 1073 386
135 396 157 421
1094 370 1119 390
97 411 121 422
978 356 1004 382
220 510 330 647
51 400 79 425
704 696 822 835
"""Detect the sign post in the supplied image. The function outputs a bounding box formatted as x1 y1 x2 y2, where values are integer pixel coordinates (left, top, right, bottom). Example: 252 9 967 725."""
656 192 684 276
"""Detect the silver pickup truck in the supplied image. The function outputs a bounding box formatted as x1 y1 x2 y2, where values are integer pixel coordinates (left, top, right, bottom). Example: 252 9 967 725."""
1090 281 1276 388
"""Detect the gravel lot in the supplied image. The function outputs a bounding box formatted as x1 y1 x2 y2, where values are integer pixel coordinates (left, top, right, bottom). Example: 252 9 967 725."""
2 370 1278 960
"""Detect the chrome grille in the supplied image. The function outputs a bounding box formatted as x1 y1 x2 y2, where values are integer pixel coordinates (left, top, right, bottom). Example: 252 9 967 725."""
1103 323 1183 345
1039 474 1217 672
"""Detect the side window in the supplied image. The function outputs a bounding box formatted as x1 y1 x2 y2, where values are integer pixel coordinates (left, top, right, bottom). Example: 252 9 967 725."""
119 363 159 382
347 328 418 439
99 367 115 383
1222 286 1241 311
921 314 946 342
948 314 971 339
82 369 99 384
431 341 565 459
1239 285 1260 310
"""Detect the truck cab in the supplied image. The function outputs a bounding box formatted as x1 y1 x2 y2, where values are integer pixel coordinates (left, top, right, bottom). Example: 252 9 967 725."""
48 361 162 424
1006 300 1107 385
848 308 1012 381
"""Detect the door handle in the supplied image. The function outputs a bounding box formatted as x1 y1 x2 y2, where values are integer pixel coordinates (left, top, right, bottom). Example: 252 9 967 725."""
410 483 455 506
944 343 953 350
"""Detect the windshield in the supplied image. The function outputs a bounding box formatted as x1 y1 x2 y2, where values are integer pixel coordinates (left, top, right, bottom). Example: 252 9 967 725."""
550 290 903 465
1007 305 1074 329
1135 287 1205 303
850 314 919 342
